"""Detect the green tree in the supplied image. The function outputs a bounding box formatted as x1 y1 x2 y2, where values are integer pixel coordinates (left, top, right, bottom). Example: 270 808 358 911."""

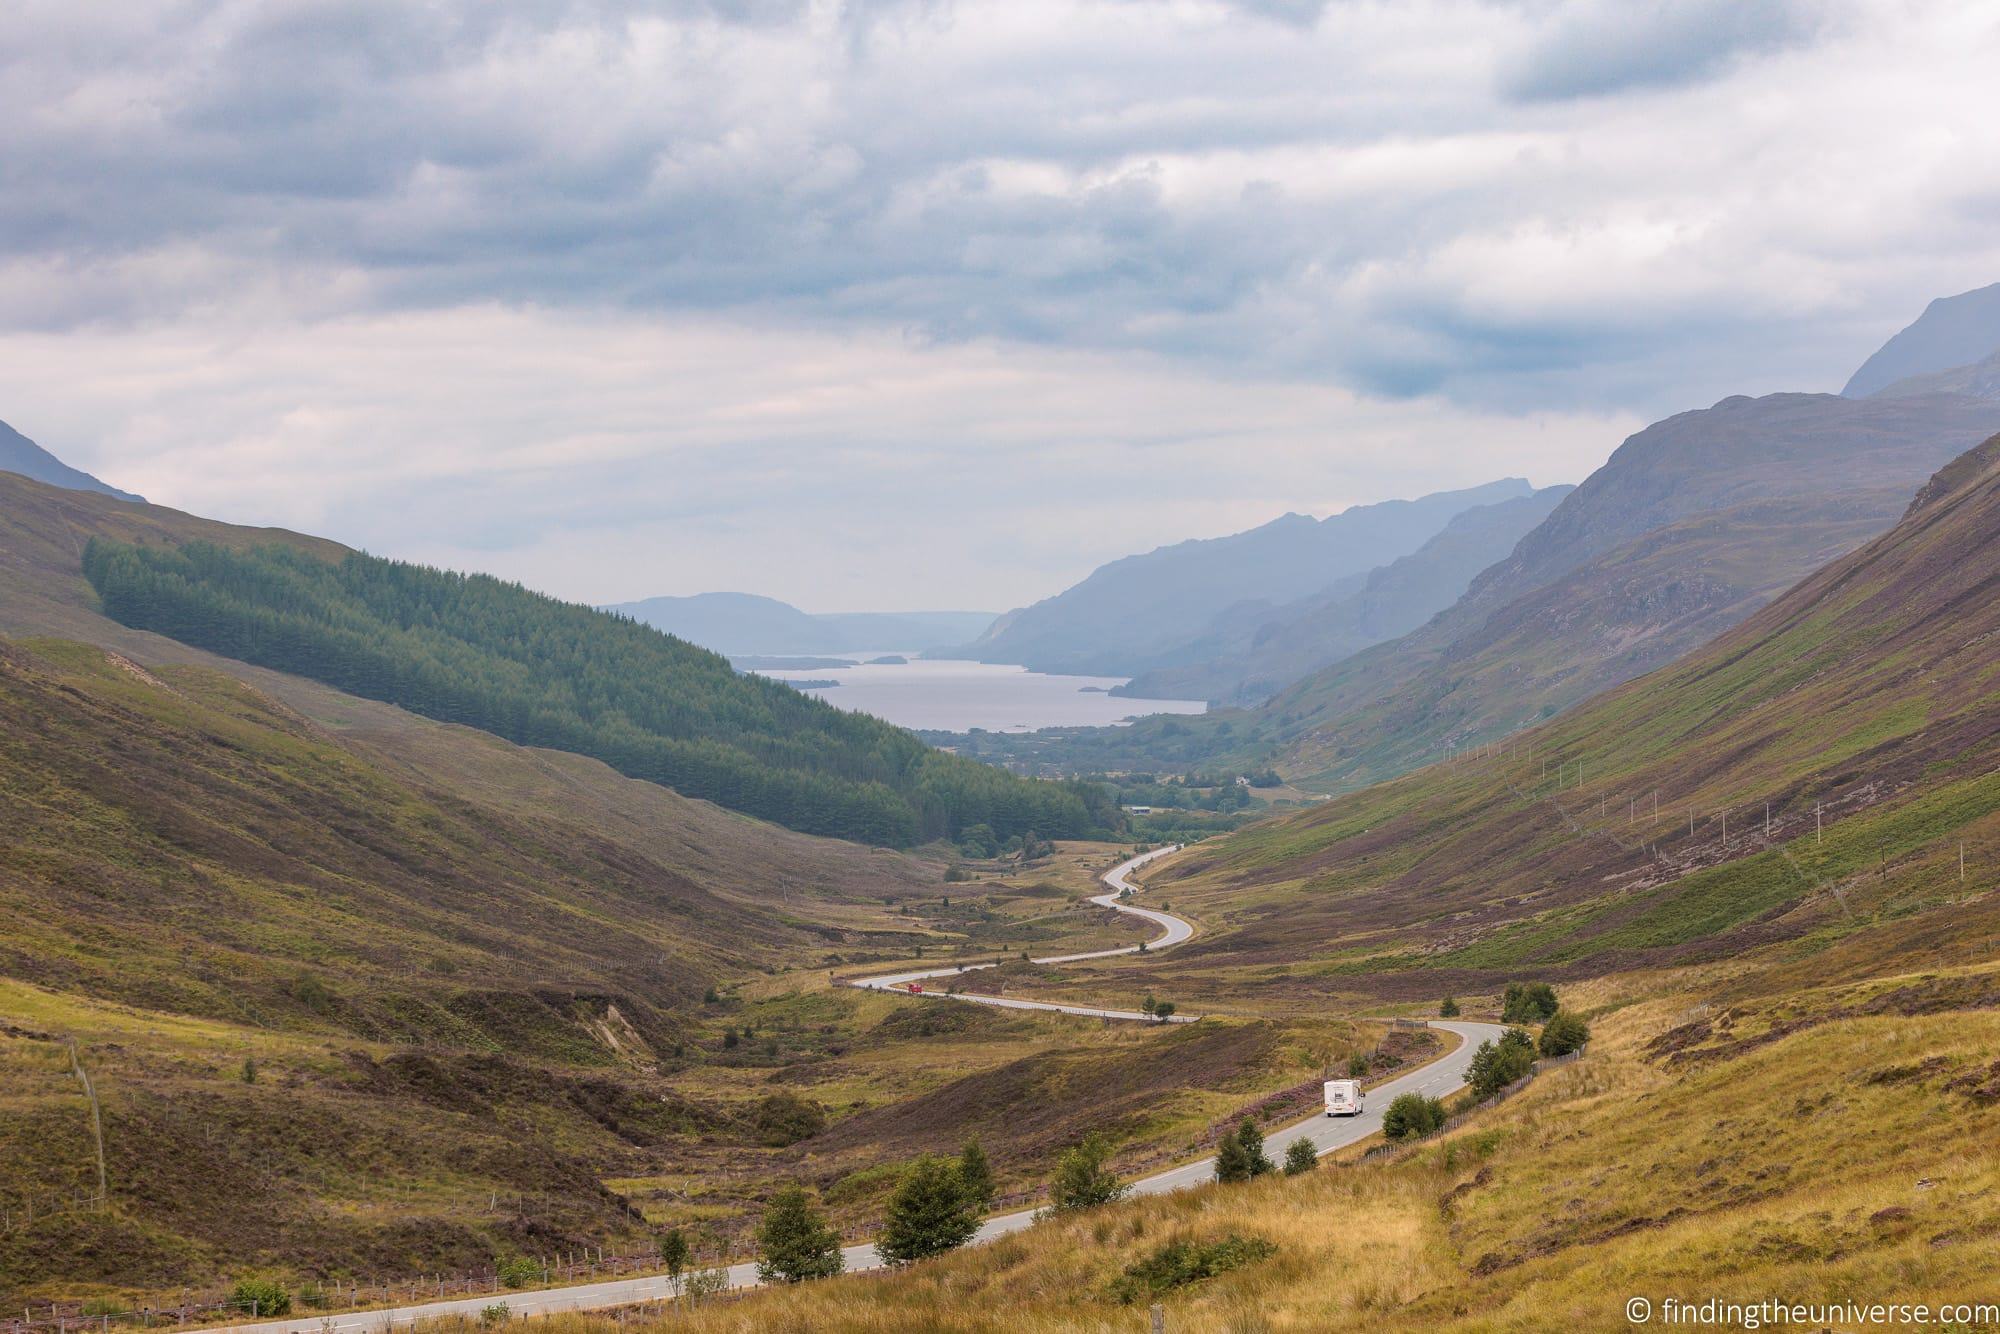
1501 982 1560 1024
1235 1119 1274 1177
1152 1001 1176 1021
1382 1094 1446 1141
1047 1132 1127 1212
658 1228 690 1292
878 1156 981 1265
1283 1137 1318 1176
80 537 1121 848
956 1140 995 1211
1538 1010 1590 1057
1439 996 1461 1017
1466 1029 1537 1099
1214 1132 1253 1183
755 1186 843 1283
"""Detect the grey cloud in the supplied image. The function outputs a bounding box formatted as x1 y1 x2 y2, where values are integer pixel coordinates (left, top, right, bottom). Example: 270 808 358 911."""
1498 0 1820 102
0 0 1990 423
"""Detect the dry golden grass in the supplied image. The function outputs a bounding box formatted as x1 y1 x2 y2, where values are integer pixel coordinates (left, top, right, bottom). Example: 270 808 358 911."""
444 950 2000 1332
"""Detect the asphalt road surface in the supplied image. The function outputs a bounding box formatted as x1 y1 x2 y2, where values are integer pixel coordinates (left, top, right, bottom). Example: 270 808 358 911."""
851 844 1199 1020
198 844 1502 1333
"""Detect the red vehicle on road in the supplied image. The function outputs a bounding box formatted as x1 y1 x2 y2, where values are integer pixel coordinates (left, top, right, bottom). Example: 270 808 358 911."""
907 983 924 994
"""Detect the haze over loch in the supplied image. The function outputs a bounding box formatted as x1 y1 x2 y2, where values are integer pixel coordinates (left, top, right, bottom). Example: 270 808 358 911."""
754 655 1208 733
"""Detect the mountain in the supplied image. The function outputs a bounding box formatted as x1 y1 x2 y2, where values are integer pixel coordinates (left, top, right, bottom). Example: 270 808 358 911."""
954 478 1537 676
1154 427 2000 990
0 418 143 501
78 537 1108 849
948 385 2000 787
1843 281 2000 397
1116 484 1573 705
604 591 994 657
0 468 990 1296
1871 345 2000 402
1263 390 2000 789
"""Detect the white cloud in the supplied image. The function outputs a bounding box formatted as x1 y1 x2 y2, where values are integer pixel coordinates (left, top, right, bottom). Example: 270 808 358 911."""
0 305 1633 609
1 0 1998 609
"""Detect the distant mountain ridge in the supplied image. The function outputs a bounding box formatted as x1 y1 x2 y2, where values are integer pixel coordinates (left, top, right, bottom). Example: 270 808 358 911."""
605 590 993 657
956 478 1537 676
1267 389 2000 788
0 418 143 502
1871 346 2000 403
943 287 2000 790
1116 484 1573 705
1844 281 2000 397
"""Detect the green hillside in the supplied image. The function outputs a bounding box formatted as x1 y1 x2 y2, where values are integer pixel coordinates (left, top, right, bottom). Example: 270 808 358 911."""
80 539 1115 847
1139 432 2000 1000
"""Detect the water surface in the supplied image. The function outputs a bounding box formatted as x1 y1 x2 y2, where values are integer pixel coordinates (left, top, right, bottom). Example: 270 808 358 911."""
753 655 1207 733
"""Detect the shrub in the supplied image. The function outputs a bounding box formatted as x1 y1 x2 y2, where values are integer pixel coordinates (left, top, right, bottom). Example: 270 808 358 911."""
479 1304 511 1327
295 1282 330 1309
1439 996 1461 1017
1501 982 1559 1024
1382 1093 1447 1142
1346 1053 1369 1077
753 1092 826 1146
1539 1010 1590 1057
1046 1132 1127 1212
755 1186 843 1283
230 1279 291 1318
496 1257 542 1289
1283 1138 1318 1176
1107 1234 1278 1304
878 1155 981 1264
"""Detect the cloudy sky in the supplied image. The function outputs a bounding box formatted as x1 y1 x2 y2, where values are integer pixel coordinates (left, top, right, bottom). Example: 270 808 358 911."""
3 0 1998 611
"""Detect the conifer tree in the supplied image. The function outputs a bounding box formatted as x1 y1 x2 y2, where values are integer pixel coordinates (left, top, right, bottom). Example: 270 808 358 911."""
878 1156 981 1264
755 1187 843 1283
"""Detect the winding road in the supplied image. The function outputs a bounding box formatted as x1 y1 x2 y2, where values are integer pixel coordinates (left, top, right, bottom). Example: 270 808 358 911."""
202 846 1503 1333
851 844 1198 1020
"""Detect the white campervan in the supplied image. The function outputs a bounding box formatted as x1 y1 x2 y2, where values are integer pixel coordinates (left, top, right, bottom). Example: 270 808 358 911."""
1324 1079 1363 1117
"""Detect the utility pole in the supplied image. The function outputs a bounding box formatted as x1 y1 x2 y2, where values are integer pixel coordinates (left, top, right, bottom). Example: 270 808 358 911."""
1959 842 1966 883
1764 801 1770 838
1816 801 1822 846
